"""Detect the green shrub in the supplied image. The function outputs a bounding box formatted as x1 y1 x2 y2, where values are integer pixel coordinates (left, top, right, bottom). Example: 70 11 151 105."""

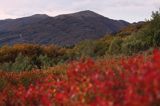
142 9 160 47
93 41 109 57
39 55 54 69
121 40 148 55
150 10 160 33
12 53 32 72
74 40 95 57
0 62 12 71
153 30 160 47
108 37 123 55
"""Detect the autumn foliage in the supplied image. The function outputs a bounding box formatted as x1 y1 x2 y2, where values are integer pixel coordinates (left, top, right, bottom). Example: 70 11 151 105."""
0 49 160 106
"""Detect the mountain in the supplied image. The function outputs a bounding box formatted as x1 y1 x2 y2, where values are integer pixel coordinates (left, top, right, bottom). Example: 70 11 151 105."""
0 10 130 46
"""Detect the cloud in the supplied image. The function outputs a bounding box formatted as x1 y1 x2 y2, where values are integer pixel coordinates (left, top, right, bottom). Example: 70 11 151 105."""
0 0 159 22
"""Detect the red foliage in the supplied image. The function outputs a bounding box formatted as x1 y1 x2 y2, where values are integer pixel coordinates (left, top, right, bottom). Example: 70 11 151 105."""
0 50 160 106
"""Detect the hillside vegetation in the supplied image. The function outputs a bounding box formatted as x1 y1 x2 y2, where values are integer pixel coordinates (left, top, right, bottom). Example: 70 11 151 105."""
0 10 160 106
0 10 160 72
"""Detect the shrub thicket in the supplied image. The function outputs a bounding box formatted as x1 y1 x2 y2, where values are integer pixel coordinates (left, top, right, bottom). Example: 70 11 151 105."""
108 37 123 55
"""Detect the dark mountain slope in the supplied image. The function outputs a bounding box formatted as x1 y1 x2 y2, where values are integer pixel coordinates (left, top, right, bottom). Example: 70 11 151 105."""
0 10 130 46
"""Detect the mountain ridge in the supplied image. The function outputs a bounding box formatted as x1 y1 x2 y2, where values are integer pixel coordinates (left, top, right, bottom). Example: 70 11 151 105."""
0 10 130 46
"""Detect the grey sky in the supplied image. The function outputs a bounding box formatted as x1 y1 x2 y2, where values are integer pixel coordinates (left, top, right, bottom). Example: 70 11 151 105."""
0 0 159 22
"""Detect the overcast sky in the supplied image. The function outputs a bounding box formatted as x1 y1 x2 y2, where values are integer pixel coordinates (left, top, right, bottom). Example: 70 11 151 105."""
0 0 159 22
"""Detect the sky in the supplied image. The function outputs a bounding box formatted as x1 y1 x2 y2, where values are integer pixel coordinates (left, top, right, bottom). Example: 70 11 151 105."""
0 0 159 22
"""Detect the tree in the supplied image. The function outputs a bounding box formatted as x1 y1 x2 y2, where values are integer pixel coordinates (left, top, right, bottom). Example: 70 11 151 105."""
150 9 160 32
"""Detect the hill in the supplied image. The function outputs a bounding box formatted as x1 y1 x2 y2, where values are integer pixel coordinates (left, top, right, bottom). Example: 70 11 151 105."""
0 10 130 46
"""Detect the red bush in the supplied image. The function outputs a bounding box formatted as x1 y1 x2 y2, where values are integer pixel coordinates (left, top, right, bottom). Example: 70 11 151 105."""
0 50 160 106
